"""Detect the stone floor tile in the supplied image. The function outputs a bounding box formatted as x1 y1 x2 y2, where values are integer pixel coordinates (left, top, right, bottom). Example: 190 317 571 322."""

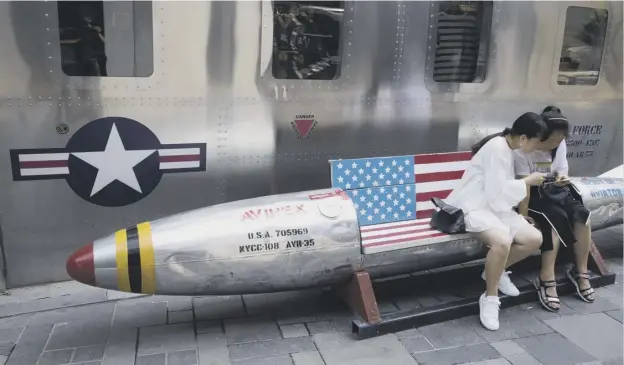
29 302 115 326
280 324 309 338
400 336 434 353
195 320 223 336
100 327 138 365
0 328 22 344
467 306 554 342
106 290 144 300
504 353 542 365
71 345 105 362
71 361 102 365
232 354 294 365
562 294 620 314
0 292 107 318
0 355 6 365
37 349 74 365
395 328 422 339
595 287 623 308
419 318 485 348
459 359 511 365
0 342 14 357
197 334 230 365
137 323 196 356
291 351 325 365
314 332 417 365
602 359 624 365
45 321 109 350
168 310 194 324
5 323 53 365
167 349 198 365
515 333 595 365
605 309 623 323
193 296 245 321
223 317 281 344
228 337 315 361
136 353 166 365
412 344 500 365
490 340 525 357
165 297 193 312
376 299 398 314
112 301 167 329
0 315 32 330
393 296 421 311
544 313 623 361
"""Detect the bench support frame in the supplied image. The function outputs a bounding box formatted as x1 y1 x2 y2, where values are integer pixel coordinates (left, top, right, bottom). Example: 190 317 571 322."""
338 271 381 325
339 238 616 340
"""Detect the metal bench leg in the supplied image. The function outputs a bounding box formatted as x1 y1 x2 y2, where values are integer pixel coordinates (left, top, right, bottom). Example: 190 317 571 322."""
339 271 382 324
588 239 613 277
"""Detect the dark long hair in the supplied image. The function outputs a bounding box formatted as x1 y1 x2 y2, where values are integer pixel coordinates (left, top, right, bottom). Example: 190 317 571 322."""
471 112 547 155
540 106 569 141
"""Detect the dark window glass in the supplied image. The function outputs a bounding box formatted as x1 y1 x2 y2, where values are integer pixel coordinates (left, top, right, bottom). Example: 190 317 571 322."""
58 1 154 77
558 6 608 86
431 1 493 83
272 1 344 80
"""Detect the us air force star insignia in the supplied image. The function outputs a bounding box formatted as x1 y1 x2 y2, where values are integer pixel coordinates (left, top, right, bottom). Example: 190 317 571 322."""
9 117 207 207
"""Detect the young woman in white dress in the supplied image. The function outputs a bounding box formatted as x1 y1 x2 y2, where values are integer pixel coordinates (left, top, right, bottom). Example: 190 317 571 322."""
445 112 547 331
514 106 595 312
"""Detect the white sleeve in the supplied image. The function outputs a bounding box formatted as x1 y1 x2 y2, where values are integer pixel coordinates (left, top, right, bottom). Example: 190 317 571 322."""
552 140 569 176
513 151 531 177
482 144 527 212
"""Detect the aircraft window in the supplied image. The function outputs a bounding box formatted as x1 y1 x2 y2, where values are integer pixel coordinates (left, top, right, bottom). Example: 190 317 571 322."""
272 1 344 80
57 1 154 77
431 1 493 83
557 6 608 86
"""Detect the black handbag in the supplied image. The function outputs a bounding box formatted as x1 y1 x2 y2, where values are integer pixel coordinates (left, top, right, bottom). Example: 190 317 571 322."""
539 175 572 203
429 197 466 234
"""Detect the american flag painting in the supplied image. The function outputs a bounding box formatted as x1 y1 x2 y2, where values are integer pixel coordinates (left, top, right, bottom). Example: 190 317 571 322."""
329 151 472 254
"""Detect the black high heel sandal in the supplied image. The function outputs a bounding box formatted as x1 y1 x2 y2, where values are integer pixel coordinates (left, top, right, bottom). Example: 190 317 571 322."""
566 266 595 303
534 278 560 312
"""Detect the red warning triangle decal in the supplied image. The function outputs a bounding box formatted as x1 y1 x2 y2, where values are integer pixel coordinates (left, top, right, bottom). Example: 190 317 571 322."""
291 119 318 138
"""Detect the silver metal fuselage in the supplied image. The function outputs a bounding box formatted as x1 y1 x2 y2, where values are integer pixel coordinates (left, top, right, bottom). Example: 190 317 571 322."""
0 1 622 289
88 176 623 296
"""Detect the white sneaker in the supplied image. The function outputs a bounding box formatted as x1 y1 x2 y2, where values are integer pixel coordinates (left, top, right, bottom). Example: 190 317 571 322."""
482 270 520 297
479 293 501 331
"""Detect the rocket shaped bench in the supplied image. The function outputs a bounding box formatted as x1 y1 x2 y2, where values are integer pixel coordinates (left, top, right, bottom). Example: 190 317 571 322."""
66 151 624 296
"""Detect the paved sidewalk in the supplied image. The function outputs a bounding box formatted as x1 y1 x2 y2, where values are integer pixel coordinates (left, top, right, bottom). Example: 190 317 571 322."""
0 226 621 365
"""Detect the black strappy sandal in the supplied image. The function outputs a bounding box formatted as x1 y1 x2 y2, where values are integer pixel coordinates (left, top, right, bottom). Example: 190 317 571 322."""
534 278 561 312
566 266 596 303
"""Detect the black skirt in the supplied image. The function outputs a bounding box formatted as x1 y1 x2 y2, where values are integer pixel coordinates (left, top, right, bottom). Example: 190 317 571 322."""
527 185 590 252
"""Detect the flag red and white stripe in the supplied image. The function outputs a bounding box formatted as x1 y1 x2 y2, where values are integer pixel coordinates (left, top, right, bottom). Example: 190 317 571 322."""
360 218 450 254
414 151 472 219
158 148 202 170
18 152 70 177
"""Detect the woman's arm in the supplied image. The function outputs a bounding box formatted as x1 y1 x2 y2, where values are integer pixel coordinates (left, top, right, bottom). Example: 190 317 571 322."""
552 140 569 176
513 151 532 216
481 142 527 212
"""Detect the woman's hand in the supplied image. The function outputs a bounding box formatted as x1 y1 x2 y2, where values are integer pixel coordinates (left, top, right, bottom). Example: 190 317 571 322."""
523 172 545 186
524 215 536 226
555 174 570 186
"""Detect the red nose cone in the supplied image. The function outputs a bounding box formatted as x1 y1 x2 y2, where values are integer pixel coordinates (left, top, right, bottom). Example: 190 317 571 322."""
66 243 95 286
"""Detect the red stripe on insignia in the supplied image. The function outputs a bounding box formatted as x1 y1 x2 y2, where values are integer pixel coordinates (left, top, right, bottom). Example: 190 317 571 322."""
414 152 472 164
20 160 68 169
159 155 199 163
416 209 435 219
415 189 453 202
415 170 465 183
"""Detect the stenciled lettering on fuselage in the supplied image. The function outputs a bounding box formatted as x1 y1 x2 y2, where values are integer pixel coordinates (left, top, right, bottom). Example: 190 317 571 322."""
240 204 307 221
239 226 316 255
9 117 207 207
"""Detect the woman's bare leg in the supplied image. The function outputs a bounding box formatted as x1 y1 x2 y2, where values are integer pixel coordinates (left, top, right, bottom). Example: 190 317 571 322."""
476 230 513 296
573 220 593 296
506 225 543 268
539 230 560 309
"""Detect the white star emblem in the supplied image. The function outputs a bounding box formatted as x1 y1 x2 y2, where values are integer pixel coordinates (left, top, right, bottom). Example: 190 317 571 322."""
72 123 155 197
337 162 343 169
